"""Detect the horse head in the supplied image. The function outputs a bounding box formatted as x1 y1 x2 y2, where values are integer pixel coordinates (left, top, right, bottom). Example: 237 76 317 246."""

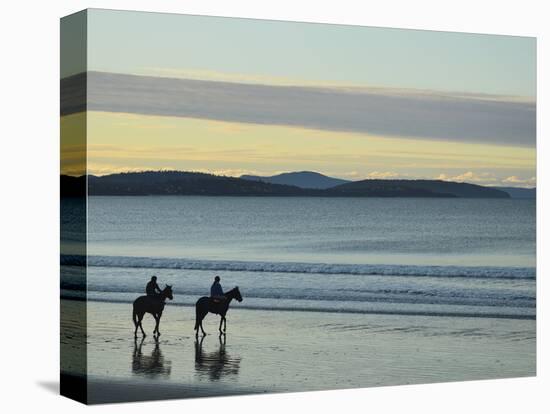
163 285 174 300
234 286 243 302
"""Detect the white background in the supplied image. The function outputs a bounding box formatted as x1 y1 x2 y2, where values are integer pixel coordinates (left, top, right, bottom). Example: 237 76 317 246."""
0 0 547 412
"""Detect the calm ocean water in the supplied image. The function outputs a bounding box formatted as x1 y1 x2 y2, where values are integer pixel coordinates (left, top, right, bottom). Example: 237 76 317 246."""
62 196 536 319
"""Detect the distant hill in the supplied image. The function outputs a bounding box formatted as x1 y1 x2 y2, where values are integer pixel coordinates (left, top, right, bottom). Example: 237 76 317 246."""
332 179 510 198
492 187 536 199
60 171 511 198
241 171 350 189
86 171 313 196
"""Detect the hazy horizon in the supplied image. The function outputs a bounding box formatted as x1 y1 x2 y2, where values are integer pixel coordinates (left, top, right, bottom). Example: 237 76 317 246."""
61 168 535 189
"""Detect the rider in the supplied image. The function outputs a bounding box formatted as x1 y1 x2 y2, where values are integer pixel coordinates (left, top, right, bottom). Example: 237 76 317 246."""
210 276 226 302
146 276 162 298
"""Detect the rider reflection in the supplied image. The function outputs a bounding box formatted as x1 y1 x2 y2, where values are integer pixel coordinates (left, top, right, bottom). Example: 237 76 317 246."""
132 337 172 379
194 335 241 381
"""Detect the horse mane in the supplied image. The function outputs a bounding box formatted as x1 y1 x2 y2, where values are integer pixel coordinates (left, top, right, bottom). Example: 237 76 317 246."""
226 286 239 294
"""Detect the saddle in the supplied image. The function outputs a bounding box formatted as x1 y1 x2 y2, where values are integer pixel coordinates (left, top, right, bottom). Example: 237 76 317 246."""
210 296 226 305
146 294 163 303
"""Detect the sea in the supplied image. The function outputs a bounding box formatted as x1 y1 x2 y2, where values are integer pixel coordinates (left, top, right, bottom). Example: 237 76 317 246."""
61 196 536 321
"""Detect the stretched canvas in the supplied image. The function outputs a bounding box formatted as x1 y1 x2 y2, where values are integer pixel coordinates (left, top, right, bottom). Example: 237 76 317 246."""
60 9 536 404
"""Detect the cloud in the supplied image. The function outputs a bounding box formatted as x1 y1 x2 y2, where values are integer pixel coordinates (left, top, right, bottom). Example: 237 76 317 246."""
502 176 537 186
437 171 536 187
138 67 329 87
337 171 361 179
62 71 535 147
332 171 410 180
194 168 264 177
365 171 401 179
436 171 498 183
87 164 178 176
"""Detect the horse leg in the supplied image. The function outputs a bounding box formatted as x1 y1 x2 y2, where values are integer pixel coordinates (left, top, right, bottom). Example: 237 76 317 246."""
154 314 161 337
133 310 139 338
194 314 204 338
219 315 227 334
195 305 208 336
200 316 207 336
137 313 146 337
157 311 163 336
194 305 201 337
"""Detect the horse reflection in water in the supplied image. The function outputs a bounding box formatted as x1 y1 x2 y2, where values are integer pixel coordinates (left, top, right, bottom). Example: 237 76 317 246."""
132 337 172 379
194 335 241 381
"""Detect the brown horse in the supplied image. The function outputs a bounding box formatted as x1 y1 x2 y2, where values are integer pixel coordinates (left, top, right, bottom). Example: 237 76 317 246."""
194 286 242 337
133 285 173 338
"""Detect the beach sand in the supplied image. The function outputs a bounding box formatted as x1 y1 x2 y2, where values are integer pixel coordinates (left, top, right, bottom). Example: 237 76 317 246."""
62 300 535 404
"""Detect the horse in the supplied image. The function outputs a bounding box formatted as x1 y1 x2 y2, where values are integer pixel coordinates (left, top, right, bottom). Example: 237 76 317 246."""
132 285 173 338
194 286 243 337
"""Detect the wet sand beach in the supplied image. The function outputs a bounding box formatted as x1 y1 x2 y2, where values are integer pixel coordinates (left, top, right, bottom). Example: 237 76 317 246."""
61 299 535 404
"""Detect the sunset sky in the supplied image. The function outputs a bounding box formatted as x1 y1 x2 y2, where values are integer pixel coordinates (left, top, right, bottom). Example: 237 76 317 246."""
62 9 536 187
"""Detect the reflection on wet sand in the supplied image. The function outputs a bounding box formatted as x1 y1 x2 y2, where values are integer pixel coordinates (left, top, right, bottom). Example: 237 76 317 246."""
132 337 172 379
194 335 241 381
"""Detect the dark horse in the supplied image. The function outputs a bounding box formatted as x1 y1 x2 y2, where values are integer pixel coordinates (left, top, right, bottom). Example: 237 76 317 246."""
133 285 173 338
194 286 242 337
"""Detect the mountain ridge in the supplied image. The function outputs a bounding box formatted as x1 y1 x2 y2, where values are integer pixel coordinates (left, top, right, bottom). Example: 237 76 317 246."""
333 179 510 198
61 170 511 198
241 171 350 189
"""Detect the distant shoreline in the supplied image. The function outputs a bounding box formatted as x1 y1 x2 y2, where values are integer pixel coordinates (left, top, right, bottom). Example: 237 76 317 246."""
61 171 519 198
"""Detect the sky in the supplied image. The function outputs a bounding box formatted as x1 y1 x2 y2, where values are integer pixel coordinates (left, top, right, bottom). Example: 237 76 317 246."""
62 9 536 187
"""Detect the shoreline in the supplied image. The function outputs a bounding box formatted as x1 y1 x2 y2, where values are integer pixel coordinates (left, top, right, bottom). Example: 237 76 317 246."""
61 295 537 320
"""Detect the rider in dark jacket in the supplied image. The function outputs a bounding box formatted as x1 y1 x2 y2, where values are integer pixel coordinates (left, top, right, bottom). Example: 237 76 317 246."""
210 276 225 301
146 276 162 297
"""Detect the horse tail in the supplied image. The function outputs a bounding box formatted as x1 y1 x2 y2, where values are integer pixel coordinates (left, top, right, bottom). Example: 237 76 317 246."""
132 304 138 326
